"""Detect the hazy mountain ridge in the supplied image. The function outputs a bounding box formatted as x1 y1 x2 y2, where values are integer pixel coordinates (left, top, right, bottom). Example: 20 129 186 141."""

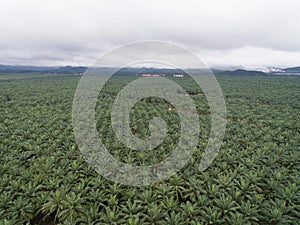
0 65 87 74
282 66 300 73
0 64 299 76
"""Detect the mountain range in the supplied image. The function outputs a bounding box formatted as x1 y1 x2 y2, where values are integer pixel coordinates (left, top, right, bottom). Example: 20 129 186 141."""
0 64 300 75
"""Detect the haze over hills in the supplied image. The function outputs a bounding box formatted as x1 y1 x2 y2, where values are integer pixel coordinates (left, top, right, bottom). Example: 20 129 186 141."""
282 66 300 73
0 65 87 74
0 64 300 76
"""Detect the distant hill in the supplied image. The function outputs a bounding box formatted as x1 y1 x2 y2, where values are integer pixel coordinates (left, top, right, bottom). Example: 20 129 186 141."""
0 65 187 75
215 69 267 76
283 66 300 73
0 65 53 73
50 66 87 74
2 64 300 76
211 65 246 71
0 65 87 74
268 66 300 75
116 67 186 75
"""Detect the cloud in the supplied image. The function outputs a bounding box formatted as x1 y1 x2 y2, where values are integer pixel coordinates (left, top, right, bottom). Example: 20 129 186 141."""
0 0 300 67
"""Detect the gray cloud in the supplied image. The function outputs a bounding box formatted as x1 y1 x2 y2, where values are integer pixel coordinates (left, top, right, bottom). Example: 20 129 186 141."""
1 0 300 68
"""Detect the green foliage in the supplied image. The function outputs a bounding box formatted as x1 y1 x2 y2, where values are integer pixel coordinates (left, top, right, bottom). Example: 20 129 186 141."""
0 74 299 224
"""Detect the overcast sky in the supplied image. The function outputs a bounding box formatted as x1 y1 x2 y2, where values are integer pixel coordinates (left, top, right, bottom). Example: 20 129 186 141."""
1 0 300 69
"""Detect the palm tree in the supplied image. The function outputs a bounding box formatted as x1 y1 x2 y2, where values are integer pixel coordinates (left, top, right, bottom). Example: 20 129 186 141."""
58 192 86 223
40 187 67 222
7 197 35 223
